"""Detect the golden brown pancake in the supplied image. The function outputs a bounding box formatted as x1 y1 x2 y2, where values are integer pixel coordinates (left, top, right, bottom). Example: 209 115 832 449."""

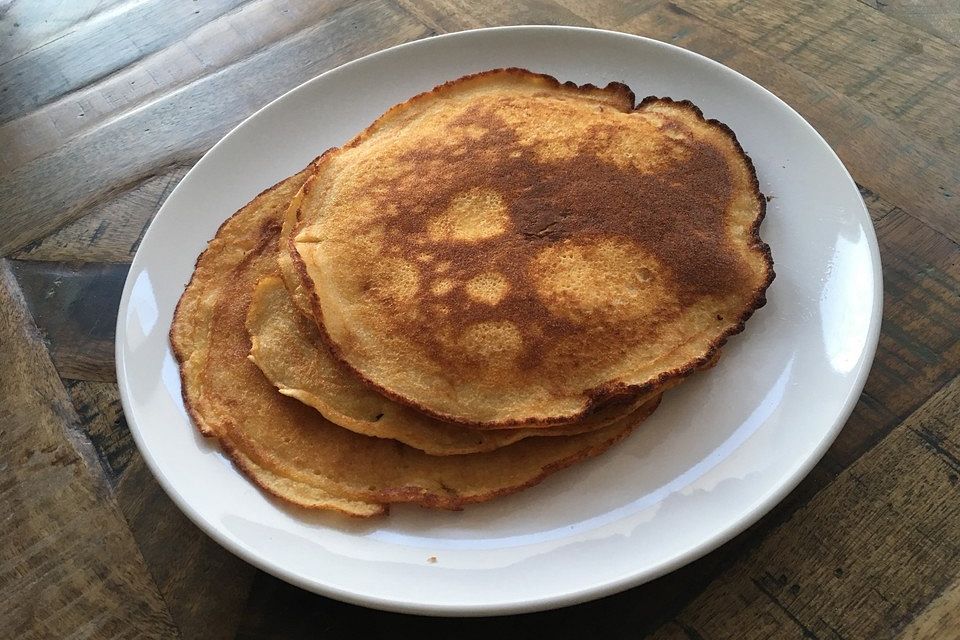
278 179 315 319
247 275 670 455
170 163 662 515
170 164 381 517
277 172 717 446
290 68 774 427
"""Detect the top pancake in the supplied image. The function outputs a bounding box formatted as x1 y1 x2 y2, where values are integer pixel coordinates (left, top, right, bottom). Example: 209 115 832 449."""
292 68 774 427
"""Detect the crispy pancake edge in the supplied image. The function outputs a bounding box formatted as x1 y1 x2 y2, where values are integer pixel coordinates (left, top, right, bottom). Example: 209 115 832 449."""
169 162 386 517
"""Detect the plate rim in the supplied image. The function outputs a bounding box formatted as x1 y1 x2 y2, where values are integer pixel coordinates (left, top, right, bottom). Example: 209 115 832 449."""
115 24 883 616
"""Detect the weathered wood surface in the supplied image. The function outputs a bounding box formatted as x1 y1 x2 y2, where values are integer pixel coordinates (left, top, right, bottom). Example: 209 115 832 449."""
0 1 957 638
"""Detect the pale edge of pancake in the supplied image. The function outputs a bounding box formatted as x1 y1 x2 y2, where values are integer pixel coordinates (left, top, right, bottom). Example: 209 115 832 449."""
288 67 775 428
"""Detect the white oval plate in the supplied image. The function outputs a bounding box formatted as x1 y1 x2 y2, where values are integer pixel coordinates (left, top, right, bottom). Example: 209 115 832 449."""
116 26 881 616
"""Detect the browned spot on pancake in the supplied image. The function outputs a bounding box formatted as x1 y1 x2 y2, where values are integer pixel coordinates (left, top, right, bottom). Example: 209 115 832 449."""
349 100 751 373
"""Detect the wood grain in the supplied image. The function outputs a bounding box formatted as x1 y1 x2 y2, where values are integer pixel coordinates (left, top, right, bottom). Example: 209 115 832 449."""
554 0 960 241
0 0 127 65
11 165 190 263
0 0 363 172
2 1 959 637
0 0 247 125
899 576 960 640
651 375 960 640
64 378 255 639
673 0 960 155
0 260 177 639
10 260 129 381
859 0 960 45
66 380 135 487
117 452 257 640
0 0 430 256
393 0 590 31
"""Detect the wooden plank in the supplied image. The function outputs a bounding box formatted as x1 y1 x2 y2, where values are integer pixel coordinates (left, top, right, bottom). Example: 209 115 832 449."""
649 374 960 639
2 4 954 637
859 184 905 224
0 0 247 125
530 0 658 27
64 378 256 638
0 259 177 639
9 260 129 382
66 381 135 488
0 0 127 65
0 0 373 172
899 576 960 640
550 0 960 242
858 0 960 46
671 0 960 156
393 0 589 31
0 0 430 256
116 428 257 640
11 164 189 264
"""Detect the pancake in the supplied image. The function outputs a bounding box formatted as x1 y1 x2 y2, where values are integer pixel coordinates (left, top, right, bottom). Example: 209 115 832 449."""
247 275 674 455
170 163 380 517
170 163 661 515
290 68 774 427
278 178 315 319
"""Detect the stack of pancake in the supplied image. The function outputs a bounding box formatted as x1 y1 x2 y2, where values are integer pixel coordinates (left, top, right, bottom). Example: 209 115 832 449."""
170 69 774 517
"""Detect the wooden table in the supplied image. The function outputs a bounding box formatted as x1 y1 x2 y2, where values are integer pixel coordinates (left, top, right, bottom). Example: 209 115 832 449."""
2 1 958 638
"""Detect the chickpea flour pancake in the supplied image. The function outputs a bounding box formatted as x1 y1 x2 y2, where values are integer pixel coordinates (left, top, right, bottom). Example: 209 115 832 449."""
170 162 661 516
290 68 774 428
